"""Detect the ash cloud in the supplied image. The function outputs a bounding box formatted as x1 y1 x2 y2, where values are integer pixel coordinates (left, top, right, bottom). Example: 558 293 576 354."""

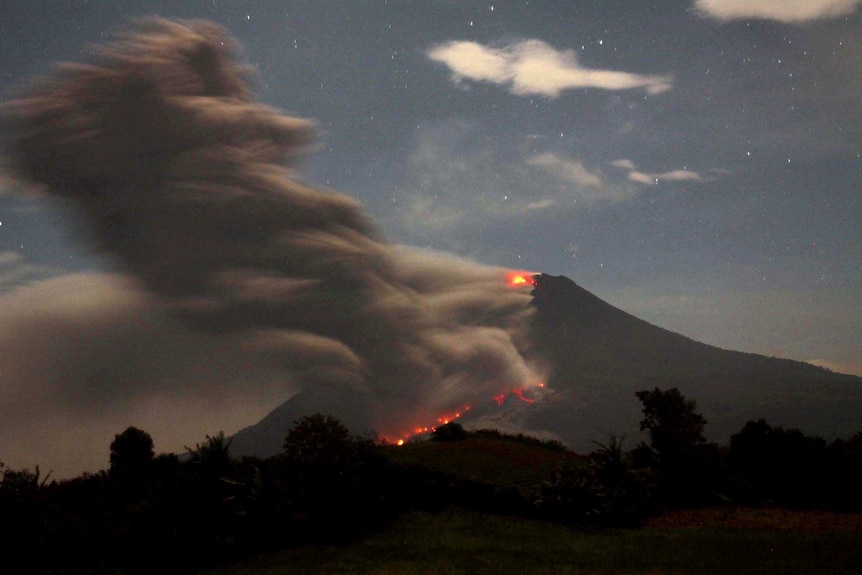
0 273 290 476
2 18 538 467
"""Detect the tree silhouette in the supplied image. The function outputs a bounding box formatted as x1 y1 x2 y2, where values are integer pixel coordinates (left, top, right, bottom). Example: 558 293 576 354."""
636 388 706 459
635 388 715 504
280 414 384 539
109 426 154 477
283 413 359 468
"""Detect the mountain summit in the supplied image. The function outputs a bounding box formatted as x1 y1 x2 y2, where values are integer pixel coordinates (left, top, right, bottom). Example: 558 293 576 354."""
233 273 862 457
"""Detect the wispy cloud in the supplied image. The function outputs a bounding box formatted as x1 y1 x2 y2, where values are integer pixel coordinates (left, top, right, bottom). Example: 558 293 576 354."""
694 0 862 23
427 39 672 98
0 250 61 291
611 158 703 186
526 152 640 204
383 125 659 251
628 169 703 185
527 153 605 190
609 158 637 170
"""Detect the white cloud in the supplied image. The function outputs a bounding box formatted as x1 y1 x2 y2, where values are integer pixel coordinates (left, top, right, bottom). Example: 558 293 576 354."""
628 171 658 185
427 39 672 98
629 169 702 185
661 170 704 182
610 158 703 186
694 0 862 23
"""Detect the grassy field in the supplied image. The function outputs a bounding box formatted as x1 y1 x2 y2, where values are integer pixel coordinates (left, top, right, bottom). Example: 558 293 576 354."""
201 507 862 575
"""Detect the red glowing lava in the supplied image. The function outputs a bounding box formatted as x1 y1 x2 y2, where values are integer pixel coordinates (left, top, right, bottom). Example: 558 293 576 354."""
390 405 472 446
392 383 546 445
508 272 537 287
494 384 544 406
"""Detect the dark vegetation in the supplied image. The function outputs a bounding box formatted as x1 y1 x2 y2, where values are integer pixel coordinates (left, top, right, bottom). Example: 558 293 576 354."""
201 508 862 575
3 388 862 574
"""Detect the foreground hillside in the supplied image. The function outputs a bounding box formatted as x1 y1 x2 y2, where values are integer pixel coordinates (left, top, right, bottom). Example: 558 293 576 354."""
203 507 862 575
4 406 862 574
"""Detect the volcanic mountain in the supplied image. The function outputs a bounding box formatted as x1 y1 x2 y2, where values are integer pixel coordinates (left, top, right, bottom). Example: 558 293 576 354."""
232 273 862 456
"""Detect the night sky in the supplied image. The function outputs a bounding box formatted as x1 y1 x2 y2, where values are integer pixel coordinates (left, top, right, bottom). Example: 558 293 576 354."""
1 1 861 474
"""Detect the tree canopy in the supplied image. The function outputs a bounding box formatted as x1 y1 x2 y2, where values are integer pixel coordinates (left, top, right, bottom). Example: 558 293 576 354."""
283 413 358 468
636 387 707 460
109 426 154 476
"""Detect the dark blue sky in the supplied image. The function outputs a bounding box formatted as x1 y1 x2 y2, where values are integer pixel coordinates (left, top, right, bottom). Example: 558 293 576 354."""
1 0 860 376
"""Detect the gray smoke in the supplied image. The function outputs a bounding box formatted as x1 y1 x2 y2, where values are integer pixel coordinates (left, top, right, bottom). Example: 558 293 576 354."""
3 18 538 447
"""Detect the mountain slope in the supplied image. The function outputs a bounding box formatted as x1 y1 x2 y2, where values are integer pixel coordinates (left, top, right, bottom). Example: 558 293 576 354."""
232 273 862 457
521 274 862 450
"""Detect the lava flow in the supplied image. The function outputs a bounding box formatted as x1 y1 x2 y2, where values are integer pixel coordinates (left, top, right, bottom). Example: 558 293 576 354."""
392 405 472 446
391 383 545 445
494 383 544 406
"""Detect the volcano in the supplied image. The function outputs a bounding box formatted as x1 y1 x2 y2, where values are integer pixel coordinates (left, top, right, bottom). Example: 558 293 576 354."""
232 273 862 456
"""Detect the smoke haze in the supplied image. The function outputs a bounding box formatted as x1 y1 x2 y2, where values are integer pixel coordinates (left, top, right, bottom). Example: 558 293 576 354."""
2 19 538 475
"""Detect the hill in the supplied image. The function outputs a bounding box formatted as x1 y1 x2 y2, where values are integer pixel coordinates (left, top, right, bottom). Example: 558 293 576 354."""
232 273 862 457
383 433 583 498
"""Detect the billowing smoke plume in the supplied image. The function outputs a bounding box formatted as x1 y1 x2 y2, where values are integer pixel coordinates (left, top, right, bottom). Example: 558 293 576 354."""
4 19 538 448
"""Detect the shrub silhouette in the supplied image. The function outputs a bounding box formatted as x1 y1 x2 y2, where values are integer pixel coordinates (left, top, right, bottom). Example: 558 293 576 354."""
827 432 862 511
431 422 468 442
186 430 233 478
729 418 827 507
536 459 604 523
